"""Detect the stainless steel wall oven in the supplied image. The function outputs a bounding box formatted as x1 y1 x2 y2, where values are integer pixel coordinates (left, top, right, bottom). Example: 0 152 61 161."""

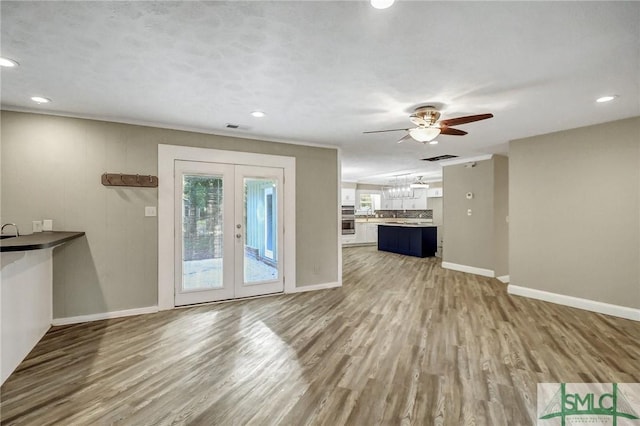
341 205 355 235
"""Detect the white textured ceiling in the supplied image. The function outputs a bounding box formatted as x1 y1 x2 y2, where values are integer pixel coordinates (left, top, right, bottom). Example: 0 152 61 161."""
1 1 638 184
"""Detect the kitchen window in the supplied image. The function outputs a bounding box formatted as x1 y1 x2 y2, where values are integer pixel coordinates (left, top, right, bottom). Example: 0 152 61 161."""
358 193 381 212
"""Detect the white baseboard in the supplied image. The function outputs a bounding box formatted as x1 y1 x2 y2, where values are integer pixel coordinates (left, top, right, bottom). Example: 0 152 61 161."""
52 306 159 326
441 262 495 278
342 242 376 247
288 281 342 293
507 285 640 321
497 275 510 283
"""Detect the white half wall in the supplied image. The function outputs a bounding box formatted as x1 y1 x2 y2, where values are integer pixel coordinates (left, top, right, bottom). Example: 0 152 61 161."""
1 249 53 385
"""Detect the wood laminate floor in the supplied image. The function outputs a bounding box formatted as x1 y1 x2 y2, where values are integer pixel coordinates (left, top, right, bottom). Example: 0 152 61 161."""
1 246 639 425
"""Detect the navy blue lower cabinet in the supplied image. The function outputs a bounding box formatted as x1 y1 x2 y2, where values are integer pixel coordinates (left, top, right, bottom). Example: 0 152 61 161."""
377 225 437 257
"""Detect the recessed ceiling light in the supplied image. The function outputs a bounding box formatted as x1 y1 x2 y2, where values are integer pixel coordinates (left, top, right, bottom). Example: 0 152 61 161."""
251 111 266 118
596 95 618 103
370 0 395 9
0 57 19 67
31 96 51 104
429 140 439 145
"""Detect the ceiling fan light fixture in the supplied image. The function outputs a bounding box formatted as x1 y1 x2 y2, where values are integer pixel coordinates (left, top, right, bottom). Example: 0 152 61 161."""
409 127 440 142
370 0 395 9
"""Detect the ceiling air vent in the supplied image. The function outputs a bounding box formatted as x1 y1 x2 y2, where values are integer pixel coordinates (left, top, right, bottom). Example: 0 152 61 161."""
226 123 240 129
421 154 458 162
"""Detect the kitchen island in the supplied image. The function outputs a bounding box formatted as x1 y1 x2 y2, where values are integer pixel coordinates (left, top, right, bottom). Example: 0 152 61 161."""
1 231 84 384
377 223 437 257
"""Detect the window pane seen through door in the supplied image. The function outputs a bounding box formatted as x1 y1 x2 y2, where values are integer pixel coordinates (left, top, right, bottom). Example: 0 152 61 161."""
243 178 278 284
182 175 224 290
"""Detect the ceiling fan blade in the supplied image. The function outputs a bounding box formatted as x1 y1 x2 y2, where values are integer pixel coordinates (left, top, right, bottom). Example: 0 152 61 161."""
396 134 412 144
363 128 410 134
439 113 494 127
440 127 468 136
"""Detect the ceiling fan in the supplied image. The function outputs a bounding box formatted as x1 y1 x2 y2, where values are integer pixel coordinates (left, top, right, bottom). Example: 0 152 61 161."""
364 106 494 143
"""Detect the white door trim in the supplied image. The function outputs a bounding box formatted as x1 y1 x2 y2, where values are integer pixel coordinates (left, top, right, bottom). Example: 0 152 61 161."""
158 144 296 310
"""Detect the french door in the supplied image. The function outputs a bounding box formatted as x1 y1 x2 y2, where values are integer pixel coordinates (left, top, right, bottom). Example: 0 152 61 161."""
174 160 284 306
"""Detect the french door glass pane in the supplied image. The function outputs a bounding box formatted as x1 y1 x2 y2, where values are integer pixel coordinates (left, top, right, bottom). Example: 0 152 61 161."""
243 178 278 284
182 175 224 290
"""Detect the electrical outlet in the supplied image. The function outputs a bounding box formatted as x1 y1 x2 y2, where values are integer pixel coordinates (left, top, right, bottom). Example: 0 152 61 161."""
467 209 472 216
145 206 157 217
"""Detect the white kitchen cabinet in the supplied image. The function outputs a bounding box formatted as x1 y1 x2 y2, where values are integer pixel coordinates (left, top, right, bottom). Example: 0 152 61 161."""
349 222 378 244
365 223 378 243
404 189 428 209
380 193 396 209
354 222 366 244
392 199 404 210
427 188 443 198
382 190 428 210
341 187 356 205
341 233 356 244
381 198 407 210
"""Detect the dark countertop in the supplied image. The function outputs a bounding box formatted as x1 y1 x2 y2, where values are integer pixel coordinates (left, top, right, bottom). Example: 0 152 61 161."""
0 231 85 252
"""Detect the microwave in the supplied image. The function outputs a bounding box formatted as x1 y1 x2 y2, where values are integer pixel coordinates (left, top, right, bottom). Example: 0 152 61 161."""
341 205 355 216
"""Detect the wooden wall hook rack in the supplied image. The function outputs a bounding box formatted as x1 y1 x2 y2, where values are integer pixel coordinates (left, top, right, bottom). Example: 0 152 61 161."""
101 173 158 188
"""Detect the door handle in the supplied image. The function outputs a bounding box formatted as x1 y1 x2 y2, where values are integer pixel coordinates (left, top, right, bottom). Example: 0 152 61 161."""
236 233 242 239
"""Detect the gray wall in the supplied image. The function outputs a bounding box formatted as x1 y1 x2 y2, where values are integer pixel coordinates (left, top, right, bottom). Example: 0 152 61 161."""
430 197 443 226
443 159 495 270
442 156 508 274
355 183 382 191
427 182 443 237
428 192 443 253
1 111 339 318
493 156 509 277
509 116 639 309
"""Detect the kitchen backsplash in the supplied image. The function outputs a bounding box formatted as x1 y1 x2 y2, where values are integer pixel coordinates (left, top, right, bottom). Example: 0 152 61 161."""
373 209 433 219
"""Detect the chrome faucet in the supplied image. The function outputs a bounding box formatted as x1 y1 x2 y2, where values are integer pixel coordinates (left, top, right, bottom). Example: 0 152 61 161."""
1 223 19 237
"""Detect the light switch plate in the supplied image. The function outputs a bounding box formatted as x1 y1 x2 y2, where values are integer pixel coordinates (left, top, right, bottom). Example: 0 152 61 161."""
145 206 157 217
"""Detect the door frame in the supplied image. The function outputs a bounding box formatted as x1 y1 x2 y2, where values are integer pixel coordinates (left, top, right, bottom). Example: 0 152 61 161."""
263 186 275 260
158 144 296 310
